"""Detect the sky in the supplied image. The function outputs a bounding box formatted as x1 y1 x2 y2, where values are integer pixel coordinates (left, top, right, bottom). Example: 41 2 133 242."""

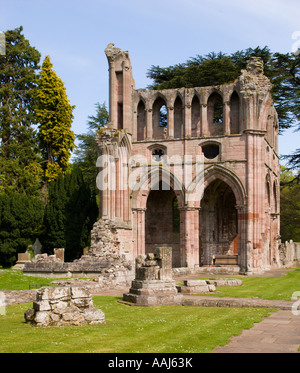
0 0 299 162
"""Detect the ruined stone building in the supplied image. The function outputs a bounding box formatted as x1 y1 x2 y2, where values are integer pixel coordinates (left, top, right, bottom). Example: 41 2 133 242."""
91 43 281 275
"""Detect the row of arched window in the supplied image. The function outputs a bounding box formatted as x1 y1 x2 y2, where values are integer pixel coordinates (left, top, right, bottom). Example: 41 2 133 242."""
136 91 241 141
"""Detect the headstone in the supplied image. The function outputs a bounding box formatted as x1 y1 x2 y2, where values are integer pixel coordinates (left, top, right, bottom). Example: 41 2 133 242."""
54 248 64 262
32 238 42 256
12 251 31 270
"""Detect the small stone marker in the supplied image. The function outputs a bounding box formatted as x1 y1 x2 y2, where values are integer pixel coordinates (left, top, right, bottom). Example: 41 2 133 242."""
32 238 42 256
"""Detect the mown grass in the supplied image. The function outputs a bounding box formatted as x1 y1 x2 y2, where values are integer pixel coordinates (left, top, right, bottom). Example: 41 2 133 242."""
0 296 273 353
0 269 66 290
205 268 300 301
0 268 297 353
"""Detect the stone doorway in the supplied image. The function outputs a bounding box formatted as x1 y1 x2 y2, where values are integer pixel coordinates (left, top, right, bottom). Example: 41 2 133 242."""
145 185 181 267
199 179 238 265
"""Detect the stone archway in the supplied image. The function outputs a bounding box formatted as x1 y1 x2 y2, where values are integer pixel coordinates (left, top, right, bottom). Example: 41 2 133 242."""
145 182 181 267
199 179 238 265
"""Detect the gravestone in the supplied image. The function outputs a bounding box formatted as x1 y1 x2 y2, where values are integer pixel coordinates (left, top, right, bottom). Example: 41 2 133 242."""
32 238 42 256
13 251 31 270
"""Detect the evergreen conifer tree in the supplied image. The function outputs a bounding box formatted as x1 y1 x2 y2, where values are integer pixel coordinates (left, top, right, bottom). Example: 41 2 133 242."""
42 166 98 261
0 26 43 195
36 55 75 182
0 193 44 267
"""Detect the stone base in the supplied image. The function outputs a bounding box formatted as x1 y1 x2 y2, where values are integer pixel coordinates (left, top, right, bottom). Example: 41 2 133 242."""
123 279 183 306
177 280 216 294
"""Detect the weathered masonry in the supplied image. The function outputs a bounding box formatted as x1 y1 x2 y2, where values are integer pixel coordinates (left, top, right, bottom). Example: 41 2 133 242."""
91 43 281 274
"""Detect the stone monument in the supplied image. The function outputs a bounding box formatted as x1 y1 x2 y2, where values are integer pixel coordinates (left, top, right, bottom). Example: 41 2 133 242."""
123 247 183 306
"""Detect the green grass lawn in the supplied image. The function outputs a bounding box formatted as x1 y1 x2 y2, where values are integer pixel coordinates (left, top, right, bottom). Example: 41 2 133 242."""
0 269 66 290
206 268 300 301
0 267 298 353
0 296 273 353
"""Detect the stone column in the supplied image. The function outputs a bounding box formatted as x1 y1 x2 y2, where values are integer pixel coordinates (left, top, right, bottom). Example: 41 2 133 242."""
236 204 247 273
146 108 152 139
108 61 118 127
132 208 146 258
224 101 230 135
180 207 200 268
168 106 174 138
200 104 208 136
184 104 191 137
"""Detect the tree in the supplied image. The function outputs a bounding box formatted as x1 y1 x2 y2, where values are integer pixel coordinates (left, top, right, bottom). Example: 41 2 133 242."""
41 166 98 261
0 193 44 267
0 26 43 195
73 102 109 195
35 55 75 182
147 47 300 135
280 166 300 242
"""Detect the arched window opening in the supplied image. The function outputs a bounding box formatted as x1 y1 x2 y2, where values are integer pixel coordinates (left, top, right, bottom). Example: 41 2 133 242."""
174 96 183 138
230 91 240 134
159 104 168 127
152 148 164 162
207 92 224 136
153 97 167 139
191 95 200 137
137 100 146 141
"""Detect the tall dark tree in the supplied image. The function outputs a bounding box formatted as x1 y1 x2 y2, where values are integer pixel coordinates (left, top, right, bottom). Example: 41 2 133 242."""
42 166 98 261
0 193 44 267
0 26 42 195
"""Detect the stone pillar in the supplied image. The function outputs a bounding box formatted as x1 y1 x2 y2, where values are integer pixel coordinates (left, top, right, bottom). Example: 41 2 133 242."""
236 204 247 273
155 247 172 280
184 104 191 137
146 108 152 139
200 104 208 136
108 60 117 127
180 207 200 268
132 208 146 258
224 101 230 135
167 106 174 138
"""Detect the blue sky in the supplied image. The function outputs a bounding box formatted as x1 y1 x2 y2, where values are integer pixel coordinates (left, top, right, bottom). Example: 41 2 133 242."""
0 0 299 161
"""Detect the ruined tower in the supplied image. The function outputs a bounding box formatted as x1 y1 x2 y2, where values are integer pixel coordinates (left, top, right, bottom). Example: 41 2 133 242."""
90 44 280 274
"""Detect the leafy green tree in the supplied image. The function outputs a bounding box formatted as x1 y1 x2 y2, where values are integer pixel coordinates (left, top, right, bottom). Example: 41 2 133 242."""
280 167 300 242
0 26 43 195
41 166 98 261
73 102 109 194
0 193 44 267
35 55 75 182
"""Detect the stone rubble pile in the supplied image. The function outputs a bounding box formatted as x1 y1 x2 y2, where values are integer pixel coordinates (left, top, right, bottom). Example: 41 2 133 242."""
24 286 105 327
177 278 242 293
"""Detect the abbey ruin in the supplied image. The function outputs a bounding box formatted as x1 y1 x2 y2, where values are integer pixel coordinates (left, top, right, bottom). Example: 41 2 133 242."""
91 44 281 275
23 44 282 279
